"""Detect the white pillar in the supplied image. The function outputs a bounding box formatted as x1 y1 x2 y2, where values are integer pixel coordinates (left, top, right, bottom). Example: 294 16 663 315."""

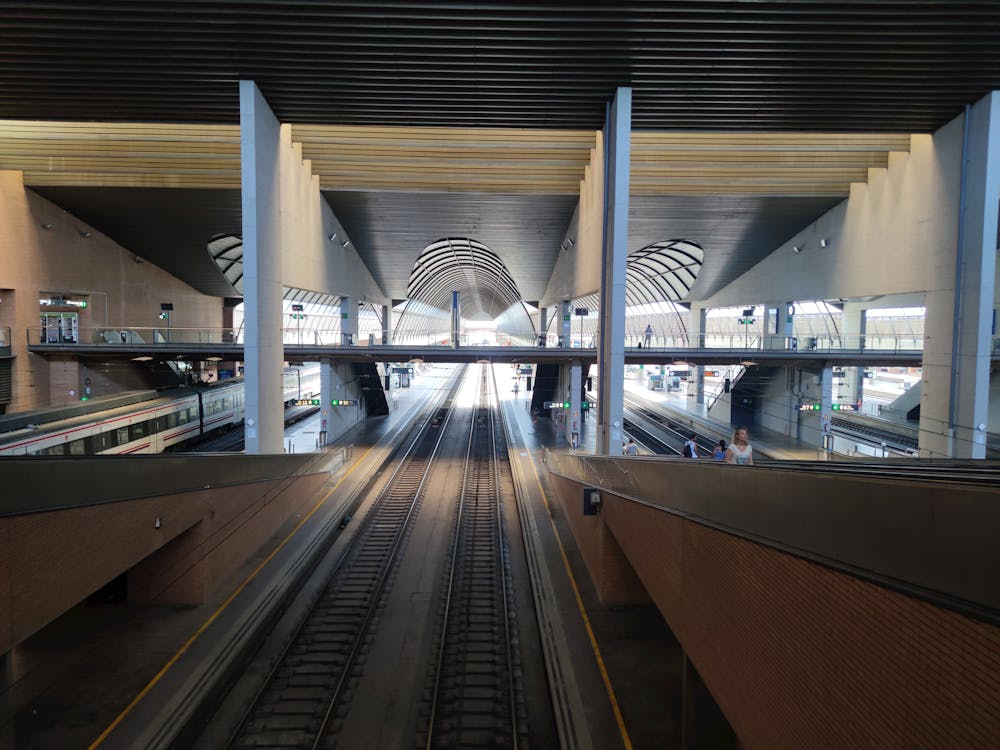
539 306 549 347
560 300 572 348
340 296 357 346
920 92 999 458
569 359 583 449
841 303 866 406
240 80 284 454
381 304 392 345
596 87 632 455
821 365 834 455
689 305 707 404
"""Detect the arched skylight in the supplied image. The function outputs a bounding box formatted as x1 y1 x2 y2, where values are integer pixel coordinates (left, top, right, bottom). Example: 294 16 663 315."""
406 238 522 320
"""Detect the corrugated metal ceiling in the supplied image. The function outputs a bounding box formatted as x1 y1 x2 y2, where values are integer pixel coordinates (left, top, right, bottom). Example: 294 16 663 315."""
2 2 999 131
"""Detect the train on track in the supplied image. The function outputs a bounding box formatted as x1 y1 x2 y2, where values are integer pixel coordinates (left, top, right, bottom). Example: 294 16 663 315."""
0 365 320 457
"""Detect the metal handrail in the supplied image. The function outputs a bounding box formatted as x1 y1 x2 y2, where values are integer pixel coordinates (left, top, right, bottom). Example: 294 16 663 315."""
23 326 930 354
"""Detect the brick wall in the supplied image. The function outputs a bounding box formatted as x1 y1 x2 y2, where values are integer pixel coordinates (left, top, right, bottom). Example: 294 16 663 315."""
0 471 328 653
552 475 1000 748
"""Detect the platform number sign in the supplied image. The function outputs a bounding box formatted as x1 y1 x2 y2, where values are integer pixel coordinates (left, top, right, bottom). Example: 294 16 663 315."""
331 399 358 406
295 398 321 406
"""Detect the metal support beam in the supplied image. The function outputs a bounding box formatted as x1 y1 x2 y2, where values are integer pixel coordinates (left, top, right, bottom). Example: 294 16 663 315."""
597 87 632 455
560 300 572 348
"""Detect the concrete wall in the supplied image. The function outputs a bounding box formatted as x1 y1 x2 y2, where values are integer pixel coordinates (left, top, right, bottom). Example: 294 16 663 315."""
541 133 605 305
702 121 957 306
277 126 385 304
0 170 224 411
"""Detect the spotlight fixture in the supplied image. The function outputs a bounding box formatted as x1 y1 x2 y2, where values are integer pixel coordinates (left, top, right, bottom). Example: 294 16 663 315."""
819 238 829 248
341 239 350 247
792 245 802 254
328 232 337 241
41 223 54 230
79 230 92 238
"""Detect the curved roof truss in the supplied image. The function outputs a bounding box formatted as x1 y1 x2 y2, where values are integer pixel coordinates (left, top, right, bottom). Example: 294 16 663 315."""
407 238 523 320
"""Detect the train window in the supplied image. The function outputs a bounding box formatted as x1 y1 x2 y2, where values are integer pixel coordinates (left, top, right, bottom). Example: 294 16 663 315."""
117 426 130 445
131 422 148 441
188 406 198 421
165 412 178 429
223 397 230 410
94 432 110 452
68 439 86 455
177 410 188 425
47 444 66 456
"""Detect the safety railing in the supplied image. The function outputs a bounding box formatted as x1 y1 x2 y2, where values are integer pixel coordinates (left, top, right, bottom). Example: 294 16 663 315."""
25 327 930 354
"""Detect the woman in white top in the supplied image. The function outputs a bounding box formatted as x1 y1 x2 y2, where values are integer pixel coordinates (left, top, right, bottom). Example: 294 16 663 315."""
724 427 753 465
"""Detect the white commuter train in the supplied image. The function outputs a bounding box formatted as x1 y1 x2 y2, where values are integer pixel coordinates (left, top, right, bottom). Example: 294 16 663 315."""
0 365 320 457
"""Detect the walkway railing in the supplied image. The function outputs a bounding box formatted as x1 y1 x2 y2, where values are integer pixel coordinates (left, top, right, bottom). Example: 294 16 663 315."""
23 326 935 354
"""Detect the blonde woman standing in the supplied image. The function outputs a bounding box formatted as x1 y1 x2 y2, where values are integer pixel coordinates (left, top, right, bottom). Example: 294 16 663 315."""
725 427 753 465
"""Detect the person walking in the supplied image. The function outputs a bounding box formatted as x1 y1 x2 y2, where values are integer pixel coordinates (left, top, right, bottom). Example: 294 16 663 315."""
624 438 639 456
644 324 653 348
713 439 727 460
724 427 753 465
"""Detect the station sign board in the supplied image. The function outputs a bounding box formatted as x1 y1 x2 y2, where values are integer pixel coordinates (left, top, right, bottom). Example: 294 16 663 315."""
392 366 414 374
296 398 321 406
332 399 358 406
544 401 591 409
798 403 857 412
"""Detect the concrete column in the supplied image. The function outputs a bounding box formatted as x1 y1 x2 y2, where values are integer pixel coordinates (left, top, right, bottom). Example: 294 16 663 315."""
560 299 572 348
689 306 707 404
240 80 284 454
319 360 332 447
381 304 391 345
921 92 999 458
821 365 834 455
340 296 357 346
539 306 549 347
451 290 461 347
597 87 632 455
841 303 866 406
568 359 582 449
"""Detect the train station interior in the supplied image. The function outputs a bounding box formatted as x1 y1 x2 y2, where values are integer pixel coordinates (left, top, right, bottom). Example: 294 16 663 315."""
1 3 998 748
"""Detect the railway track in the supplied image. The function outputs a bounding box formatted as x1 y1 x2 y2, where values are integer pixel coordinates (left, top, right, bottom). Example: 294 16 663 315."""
421 367 525 749
225 383 461 749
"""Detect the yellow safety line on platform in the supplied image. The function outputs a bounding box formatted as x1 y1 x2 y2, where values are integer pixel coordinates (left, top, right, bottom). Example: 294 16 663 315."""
88 446 375 749
523 446 635 750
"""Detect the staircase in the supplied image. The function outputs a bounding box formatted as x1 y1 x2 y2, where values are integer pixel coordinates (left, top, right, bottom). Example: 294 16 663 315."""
353 362 389 416
530 363 560 416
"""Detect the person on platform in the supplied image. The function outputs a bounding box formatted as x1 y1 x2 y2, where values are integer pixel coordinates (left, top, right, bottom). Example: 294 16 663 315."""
724 427 753 465
624 438 639 456
644 324 653 348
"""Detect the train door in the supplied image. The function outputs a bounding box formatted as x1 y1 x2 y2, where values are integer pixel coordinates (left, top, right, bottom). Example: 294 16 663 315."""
41 312 78 343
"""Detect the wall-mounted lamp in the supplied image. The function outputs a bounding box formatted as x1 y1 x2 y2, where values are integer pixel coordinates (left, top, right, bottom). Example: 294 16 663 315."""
819 238 829 248
792 245 802 254
329 232 337 241
341 239 350 247
566 238 575 247
40 223 54 230
78 230 92 238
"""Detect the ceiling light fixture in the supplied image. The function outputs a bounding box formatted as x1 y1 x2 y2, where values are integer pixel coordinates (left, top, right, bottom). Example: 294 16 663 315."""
329 232 337 241
79 230 92 238
40 223 54 230
792 245 802 254
131 355 154 362
819 238 829 248
341 239 350 247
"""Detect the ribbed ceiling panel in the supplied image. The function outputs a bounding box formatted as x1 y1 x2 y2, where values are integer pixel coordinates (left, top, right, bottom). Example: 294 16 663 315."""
2 2 999 131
